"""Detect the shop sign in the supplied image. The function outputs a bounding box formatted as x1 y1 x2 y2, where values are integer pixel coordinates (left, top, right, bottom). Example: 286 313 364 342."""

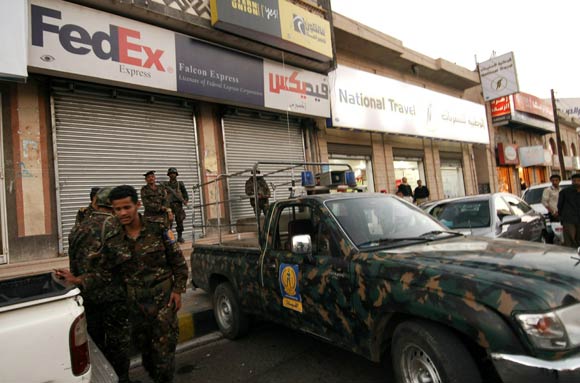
556 98 580 119
28 0 330 117
0 0 28 80
498 143 519 165
518 145 546 167
544 150 553 166
329 65 489 144
478 52 520 101
491 96 511 117
263 59 329 117
574 156 580 170
211 0 332 62
513 92 554 122
30 0 177 91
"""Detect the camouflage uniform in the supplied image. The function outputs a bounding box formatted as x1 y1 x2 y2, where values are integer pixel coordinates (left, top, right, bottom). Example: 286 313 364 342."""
74 204 95 229
163 179 188 240
245 175 271 216
141 184 170 225
101 214 188 383
69 211 130 383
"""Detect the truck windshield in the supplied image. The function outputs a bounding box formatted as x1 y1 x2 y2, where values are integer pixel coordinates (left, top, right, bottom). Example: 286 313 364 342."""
326 196 445 247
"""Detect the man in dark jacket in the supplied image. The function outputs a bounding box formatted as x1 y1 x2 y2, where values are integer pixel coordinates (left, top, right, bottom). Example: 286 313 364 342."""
413 179 430 205
397 177 413 202
558 174 580 247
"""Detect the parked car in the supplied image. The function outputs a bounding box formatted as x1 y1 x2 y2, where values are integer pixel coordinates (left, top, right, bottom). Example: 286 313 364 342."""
522 181 572 244
423 193 546 242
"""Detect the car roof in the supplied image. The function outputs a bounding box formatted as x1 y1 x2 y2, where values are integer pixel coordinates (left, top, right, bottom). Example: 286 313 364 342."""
525 180 572 190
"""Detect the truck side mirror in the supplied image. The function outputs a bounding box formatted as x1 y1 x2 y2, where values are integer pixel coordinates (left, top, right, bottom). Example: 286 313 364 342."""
500 215 522 226
292 235 314 263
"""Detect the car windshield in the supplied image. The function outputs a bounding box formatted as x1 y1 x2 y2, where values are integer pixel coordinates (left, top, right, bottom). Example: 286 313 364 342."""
326 196 445 247
430 200 490 229
523 184 571 205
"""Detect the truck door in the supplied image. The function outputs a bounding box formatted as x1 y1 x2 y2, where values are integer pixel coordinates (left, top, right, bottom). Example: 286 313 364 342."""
0 96 8 264
260 202 353 344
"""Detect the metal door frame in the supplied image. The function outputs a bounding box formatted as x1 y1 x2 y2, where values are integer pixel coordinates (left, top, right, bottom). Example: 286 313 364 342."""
0 95 9 263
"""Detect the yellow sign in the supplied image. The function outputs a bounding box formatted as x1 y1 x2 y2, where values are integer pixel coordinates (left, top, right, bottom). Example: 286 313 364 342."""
279 1 332 59
283 297 303 312
279 264 303 313
281 265 298 296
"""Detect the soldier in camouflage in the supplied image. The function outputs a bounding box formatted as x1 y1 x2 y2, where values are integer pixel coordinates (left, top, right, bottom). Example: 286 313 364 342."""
245 170 271 217
103 185 188 383
163 167 189 243
73 186 100 229
141 170 173 226
58 187 131 383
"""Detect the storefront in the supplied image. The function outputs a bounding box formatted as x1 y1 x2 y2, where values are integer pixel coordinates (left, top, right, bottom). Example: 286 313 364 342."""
327 144 374 192
0 0 331 268
325 65 488 199
491 93 556 193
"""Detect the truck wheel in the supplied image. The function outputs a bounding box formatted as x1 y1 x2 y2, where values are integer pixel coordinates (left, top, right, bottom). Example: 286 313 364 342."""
392 320 482 383
213 282 249 339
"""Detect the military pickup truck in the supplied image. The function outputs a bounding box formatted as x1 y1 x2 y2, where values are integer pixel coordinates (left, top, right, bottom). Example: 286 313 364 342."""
191 191 580 383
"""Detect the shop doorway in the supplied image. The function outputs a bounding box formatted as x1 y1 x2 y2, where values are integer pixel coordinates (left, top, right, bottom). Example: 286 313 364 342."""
440 159 465 198
0 96 8 264
329 154 374 192
394 158 425 191
498 166 515 194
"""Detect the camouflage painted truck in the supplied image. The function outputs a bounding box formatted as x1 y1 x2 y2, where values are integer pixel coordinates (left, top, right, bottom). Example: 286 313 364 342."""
191 172 580 383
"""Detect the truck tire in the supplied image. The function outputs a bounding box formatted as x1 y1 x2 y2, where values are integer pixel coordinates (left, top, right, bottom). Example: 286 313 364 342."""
392 320 482 383
213 282 249 340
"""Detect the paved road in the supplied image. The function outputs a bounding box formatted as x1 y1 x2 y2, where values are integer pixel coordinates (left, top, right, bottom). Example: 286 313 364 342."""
131 322 390 383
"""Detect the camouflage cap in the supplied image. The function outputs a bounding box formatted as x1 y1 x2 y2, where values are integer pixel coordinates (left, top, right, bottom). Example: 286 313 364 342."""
95 187 113 208
143 170 155 177
167 167 178 176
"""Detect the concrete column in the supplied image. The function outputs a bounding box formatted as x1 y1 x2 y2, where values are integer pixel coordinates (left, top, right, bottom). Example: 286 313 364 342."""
423 140 444 200
383 140 395 193
371 133 387 192
462 144 477 195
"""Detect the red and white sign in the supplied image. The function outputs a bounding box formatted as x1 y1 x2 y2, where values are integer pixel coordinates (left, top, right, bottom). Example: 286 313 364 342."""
29 0 177 91
498 143 519 165
491 96 511 118
263 60 330 118
513 92 554 122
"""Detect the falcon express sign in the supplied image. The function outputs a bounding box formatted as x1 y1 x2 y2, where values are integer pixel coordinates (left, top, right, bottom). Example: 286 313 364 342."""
29 0 177 90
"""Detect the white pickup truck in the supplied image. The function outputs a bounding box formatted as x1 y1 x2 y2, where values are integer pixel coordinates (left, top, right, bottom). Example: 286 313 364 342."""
0 272 92 382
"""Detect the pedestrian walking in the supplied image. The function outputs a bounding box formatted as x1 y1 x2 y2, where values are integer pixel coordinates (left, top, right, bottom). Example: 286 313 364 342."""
245 170 271 217
413 179 430 205
57 187 131 383
397 177 413 203
163 167 189 243
74 186 100 228
557 174 580 248
141 170 173 226
542 174 561 221
103 185 188 383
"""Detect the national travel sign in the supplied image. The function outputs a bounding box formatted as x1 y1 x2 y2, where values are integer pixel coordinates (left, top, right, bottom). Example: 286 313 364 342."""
28 0 330 118
211 0 332 62
329 66 489 144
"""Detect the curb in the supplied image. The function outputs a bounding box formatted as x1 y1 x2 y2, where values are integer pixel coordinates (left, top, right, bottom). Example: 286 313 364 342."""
177 307 217 344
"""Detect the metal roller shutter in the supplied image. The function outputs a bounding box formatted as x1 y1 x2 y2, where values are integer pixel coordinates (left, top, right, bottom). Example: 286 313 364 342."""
52 84 202 253
222 114 305 226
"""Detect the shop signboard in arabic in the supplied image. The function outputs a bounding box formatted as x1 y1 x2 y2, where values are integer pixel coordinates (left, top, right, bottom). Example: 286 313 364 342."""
329 66 489 144
490 96 511 124
28 0 330 118
518 145 548 167
478 52 520 101
210 0 332 62
513 92 553 122
555 98 580 119
263 60 329 117
0 0 28 80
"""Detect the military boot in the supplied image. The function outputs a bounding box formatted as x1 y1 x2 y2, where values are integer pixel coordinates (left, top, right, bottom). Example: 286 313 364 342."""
177 232 184 243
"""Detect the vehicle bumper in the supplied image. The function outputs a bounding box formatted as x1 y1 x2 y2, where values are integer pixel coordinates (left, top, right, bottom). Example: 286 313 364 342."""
491 353 580 383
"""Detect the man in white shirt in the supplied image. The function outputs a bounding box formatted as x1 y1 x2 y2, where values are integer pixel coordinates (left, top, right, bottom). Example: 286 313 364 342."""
542 174 561 220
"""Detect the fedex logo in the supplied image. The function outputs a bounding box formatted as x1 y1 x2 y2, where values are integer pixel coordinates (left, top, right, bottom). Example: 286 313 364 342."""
31 4 166 72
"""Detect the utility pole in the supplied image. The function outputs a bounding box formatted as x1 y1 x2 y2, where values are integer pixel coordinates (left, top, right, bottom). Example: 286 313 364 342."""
551 89 566 177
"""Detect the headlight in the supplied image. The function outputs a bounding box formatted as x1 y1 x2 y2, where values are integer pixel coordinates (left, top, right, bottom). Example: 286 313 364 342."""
516 303 580 350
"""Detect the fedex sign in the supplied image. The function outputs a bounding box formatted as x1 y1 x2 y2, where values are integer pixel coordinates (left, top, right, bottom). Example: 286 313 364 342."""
29 0 176 90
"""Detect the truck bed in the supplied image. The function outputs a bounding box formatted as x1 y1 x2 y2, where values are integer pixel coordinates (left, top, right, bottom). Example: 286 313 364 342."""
194 232 260 249
0 272 74 309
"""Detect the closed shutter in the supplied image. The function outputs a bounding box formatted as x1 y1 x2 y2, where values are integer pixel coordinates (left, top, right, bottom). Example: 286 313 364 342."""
52 84 202 253
222 114 305 226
